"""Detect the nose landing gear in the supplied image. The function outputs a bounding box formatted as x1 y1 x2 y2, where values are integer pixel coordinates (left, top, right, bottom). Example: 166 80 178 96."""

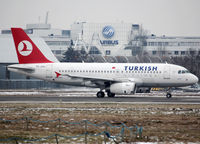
166 92 172 98
166 87 172 99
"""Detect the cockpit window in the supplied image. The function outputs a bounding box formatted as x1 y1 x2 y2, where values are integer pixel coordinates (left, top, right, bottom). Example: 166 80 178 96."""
185 70 189 73
178 70 190 74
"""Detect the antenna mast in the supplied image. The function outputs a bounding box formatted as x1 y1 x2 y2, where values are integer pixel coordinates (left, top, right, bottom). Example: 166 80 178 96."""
45 11 49 24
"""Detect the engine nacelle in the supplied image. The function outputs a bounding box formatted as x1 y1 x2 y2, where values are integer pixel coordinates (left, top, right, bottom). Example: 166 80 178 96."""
110 82 136 94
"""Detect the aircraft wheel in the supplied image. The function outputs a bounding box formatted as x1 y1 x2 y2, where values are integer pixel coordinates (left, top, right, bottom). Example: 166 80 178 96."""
107 92 115 97
97 91 105 98
166 93 172 99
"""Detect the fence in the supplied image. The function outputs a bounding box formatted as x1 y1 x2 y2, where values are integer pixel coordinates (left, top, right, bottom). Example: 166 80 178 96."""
0 117 143 143
0 79 69 89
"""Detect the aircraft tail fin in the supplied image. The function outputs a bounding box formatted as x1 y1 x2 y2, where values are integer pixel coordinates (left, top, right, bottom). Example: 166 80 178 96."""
11 28 54 64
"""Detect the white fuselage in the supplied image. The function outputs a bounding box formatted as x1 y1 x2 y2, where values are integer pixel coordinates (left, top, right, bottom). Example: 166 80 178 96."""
8 63 198 89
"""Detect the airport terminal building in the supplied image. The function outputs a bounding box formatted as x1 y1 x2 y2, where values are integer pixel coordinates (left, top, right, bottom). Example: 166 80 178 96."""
71 22 200 57
1 22 200 59
146 36 200 56
71 22 135 56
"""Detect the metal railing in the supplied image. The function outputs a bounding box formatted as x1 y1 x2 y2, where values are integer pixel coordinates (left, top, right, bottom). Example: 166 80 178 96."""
0 117 143 143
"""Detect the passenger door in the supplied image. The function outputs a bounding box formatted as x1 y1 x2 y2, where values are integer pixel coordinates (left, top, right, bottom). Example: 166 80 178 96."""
163 65 170 79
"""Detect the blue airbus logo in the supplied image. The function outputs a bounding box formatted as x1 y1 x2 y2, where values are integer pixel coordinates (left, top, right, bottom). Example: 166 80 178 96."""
102 26 115 39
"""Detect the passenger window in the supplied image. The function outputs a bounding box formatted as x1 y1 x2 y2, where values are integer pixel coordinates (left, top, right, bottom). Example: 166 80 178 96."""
182 70 185 74
178 70 181 74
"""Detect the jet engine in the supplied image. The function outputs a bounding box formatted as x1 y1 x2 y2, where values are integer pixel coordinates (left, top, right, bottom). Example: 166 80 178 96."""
110 82 136 94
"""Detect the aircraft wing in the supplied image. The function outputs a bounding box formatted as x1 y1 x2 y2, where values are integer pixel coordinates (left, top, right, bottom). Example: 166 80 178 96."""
63 73 116 82
7 65 35 72
62 73 143 84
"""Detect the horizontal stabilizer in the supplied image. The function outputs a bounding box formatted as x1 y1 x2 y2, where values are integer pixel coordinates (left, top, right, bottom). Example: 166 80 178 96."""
7 65 35 73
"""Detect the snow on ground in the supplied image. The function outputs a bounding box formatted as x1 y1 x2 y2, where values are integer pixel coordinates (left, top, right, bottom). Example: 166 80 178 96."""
0 91 43 95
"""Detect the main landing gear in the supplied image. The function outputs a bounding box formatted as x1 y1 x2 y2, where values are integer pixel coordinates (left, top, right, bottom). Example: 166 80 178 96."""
96 90 115 98
97 91 105 98
107 91 115 97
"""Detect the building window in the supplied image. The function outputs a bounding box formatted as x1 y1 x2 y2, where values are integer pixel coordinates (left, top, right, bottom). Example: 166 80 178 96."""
62 30 71 37
161 51 165 55
52 50 56 54
174 51 179 55
189 51 195 55
158 42 162 46
181 51 185 55
152 51 157 55
89 46 101 54
56 50 61 54
106 50 111 55
46 41 69 46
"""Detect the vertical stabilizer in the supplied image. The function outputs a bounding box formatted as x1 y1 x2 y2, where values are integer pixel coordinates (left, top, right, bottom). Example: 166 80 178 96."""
11 28 53 64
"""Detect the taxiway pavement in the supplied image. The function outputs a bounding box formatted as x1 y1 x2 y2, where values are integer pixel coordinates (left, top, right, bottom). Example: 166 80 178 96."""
0 95 200 104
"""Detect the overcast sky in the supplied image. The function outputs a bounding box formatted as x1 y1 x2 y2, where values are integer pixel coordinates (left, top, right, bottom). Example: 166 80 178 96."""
0 0 200 36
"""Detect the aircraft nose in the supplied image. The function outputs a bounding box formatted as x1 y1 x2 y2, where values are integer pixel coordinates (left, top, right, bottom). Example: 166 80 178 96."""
191 74 199 84
193 75 199 83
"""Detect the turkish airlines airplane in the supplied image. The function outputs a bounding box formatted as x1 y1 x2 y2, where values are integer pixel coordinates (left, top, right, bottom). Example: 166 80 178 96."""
8 28 199 98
